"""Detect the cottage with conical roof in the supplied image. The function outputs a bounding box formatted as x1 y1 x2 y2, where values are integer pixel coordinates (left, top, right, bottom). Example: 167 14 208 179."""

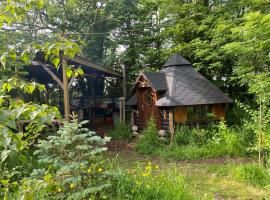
127 53 233 131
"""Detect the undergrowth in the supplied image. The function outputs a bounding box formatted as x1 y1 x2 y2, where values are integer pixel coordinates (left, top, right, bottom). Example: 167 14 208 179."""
109 121 132 139
136 118 163 155
136 119 253 160
106 162 194 200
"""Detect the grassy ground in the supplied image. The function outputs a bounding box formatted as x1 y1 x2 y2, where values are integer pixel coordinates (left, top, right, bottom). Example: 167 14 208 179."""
107 141 270 200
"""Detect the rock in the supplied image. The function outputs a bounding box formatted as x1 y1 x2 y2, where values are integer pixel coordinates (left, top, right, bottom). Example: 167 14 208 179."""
158 130 166 137
132 131 140 137
132 125 138 132
158 137 167 143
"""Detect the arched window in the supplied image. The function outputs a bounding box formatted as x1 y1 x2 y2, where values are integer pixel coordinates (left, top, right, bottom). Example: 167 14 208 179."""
145 90 154 105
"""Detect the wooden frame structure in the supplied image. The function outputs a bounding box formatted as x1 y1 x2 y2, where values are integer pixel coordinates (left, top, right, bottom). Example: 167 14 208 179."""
28 54 125 122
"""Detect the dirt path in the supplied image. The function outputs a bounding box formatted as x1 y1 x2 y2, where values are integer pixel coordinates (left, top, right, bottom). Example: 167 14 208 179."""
107 140 269 200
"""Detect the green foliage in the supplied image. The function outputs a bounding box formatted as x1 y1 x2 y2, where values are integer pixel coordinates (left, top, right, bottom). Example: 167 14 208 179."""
233 164 270 187
136 118 163 155
0 79 60 163
107 162 194 200
109 121 132 139
150 120 248 160
15 117 112 199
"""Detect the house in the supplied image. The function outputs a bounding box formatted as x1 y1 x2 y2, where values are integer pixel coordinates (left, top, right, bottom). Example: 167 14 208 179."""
126 53 233 132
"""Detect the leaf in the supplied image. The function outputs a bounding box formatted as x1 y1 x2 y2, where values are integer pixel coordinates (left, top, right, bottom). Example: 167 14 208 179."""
66 68 73 78
2 82 12 92
44 174 52 182
20 51 30 63
36 0 44 9
51 57 60 68
0 54 7 68
1 150 11 162
76 67 84 76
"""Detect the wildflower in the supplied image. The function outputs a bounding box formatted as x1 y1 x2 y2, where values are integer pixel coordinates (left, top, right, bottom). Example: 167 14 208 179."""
146 165 152 171
141 172 150 177
57 188 62 192
131 189 135 193
70 183 75 189
87 168 92 173
97 168 103 173
155 165 159 169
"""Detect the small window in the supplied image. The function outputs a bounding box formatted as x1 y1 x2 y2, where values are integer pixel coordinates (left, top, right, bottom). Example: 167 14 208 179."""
145 90 154 105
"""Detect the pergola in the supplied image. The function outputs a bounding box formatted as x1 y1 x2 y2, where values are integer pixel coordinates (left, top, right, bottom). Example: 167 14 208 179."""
26 53 126 123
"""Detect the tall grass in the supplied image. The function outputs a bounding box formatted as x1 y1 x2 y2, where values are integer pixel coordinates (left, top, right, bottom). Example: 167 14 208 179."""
137 119 250 160
106 163 194 200
233 164 270 187
109 121 132 139
136 118 163 154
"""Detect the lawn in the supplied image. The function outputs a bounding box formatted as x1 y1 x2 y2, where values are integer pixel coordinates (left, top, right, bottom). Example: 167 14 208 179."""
107 140 270 200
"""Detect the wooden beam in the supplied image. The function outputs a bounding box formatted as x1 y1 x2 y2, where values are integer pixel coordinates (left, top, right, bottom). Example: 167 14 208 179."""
37 61 64 90
71 55 123 78
122 66 126 124
169 110 175 146
62 58 70 122
122 66 127 98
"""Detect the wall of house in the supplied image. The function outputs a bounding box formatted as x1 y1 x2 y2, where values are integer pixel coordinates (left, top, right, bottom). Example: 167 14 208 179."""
172 103 226 125
173 106 187 124
211 103 225 119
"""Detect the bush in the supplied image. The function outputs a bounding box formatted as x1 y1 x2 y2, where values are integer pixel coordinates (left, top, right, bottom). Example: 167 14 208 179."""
233 163 270 187
109 121 132 139
136 118 163 155
107 162 194 200
15 117 112 200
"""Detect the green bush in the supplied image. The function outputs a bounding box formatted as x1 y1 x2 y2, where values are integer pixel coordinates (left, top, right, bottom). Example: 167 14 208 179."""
107 163 194 200
233 163 270 187
136 118 162 155
109 121 132 139
14 117 112 200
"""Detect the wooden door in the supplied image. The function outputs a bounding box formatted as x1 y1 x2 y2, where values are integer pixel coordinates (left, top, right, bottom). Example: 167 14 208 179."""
137 88 156 128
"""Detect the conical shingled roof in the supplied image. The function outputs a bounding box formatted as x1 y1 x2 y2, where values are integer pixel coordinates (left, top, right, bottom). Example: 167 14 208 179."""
163 53 191 67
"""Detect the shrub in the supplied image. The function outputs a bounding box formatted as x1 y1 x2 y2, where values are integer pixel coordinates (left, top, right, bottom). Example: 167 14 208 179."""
136 118 162 155
232 163 270 187
109 121 132 139
174 126 192 145
15 117 112 200
107 162 194 200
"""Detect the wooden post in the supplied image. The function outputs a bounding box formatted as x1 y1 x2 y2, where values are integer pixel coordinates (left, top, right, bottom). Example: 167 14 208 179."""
122 66 126 124
62 57 70 122
169 109 174 146
122 66 127 99
119 97 125 124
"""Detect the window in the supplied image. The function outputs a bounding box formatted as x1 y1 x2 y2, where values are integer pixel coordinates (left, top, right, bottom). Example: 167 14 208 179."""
187 105 210 123
145 90 154 105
